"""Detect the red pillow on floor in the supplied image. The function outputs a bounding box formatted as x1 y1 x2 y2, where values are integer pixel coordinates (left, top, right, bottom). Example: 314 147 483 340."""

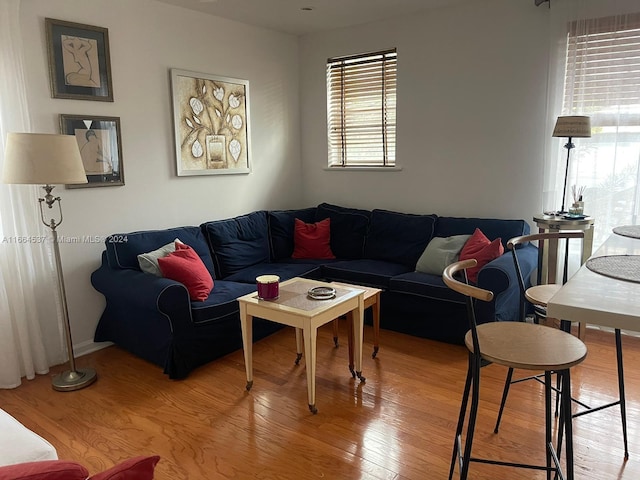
292 218 336 259
89 455 160 480
0 460 88 480
459 228 504 283
158 242 213 301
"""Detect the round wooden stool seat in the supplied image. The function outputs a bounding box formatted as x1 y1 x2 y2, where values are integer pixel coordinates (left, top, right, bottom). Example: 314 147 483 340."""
465 322 587 371
525 284 561 307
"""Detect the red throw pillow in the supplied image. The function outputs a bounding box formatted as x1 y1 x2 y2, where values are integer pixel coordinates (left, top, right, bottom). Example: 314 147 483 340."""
459 228 504 283
89 455 160 480
0 460 89 480
158 242 213 301
292 218 336 259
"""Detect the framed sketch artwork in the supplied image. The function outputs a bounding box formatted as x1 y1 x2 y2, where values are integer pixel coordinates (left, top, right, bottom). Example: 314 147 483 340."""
171 69 251 176
45 18 113 101
59 115 124 188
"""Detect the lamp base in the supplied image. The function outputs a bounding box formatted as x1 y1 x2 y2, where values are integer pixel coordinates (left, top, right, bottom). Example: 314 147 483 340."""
52 368 97 392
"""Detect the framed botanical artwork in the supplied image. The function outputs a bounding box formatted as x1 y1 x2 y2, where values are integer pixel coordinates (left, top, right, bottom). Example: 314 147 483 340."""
59 114 124 188
45 18 113 101
171 69 251 176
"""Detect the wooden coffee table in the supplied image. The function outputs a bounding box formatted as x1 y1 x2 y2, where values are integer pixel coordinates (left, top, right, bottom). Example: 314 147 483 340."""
237 277 365 414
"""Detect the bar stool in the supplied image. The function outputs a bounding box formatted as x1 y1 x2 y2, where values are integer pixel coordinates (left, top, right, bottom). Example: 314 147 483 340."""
443 259 587 480
495 232 629 459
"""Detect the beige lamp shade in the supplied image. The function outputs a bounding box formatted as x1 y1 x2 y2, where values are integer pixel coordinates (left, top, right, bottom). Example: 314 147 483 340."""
552 116 591 138
2 133 87 185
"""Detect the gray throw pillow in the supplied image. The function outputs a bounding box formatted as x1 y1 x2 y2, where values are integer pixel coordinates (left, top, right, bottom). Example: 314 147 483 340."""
415 234 471 275
137 238 183 276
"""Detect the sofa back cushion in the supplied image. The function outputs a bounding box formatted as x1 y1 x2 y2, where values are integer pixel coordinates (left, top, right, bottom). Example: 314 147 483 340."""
268 207 317 260
104 226 216 279
435 217 530 250
202 211 270 278
315 203 371 259
364 209 437 268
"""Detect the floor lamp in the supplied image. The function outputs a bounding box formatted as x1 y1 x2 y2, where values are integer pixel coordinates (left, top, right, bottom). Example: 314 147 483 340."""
552 115 591 214
2 132 97 391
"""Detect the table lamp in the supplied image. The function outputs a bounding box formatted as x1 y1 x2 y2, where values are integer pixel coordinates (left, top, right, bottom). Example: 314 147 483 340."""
2 132 97 391
552 115 591 214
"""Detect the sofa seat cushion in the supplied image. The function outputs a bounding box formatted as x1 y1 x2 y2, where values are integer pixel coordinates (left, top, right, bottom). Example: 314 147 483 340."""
364 209 437 267
315 203 371 259
202 211 270 278
322 259 411 288
190 280 257 324
223 262 321 284
268 207 317 260
105 226 216 278
389 271 466 304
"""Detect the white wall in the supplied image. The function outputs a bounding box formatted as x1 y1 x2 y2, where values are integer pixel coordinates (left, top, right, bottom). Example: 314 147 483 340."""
19 0 302 355
299 0 551 219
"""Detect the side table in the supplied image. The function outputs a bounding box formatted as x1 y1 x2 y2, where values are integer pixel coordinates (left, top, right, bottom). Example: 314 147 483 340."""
320 282 381 376
533 214 595 339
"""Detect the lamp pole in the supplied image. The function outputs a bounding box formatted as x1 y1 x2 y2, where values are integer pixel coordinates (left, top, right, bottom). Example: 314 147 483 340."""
559 136 574 214
40 185 97 391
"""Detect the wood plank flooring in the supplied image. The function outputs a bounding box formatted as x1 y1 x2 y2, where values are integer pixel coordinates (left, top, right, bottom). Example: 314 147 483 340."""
1 323 639 479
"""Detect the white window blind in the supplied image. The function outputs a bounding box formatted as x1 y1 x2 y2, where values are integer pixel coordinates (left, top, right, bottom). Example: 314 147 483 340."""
564 13 640 112
326 49 397 167
558 12 640 248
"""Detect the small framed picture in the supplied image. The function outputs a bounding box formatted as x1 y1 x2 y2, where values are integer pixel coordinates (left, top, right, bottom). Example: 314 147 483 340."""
60 114 124 188
171 69 251 176
45 18 113 102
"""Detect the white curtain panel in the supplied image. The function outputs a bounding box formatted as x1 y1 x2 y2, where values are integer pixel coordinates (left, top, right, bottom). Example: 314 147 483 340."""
544 0 640 250
0 0 65 388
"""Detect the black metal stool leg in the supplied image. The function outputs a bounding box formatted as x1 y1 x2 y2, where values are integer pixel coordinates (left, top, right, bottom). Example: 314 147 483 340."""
449 354 473 480
460 354 481 480
615 329 629 460
562 368 575 480
494 367 514 433
545 371 553 480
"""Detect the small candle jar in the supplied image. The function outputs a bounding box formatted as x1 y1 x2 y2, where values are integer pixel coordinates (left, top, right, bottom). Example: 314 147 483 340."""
256 275 279 300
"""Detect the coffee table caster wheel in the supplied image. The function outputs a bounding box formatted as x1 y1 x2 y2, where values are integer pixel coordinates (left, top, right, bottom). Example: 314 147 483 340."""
245 380 253 391
356 371 366 383
309 404 318 414
372 346 379 358
333 337 339 348
294 353 302 365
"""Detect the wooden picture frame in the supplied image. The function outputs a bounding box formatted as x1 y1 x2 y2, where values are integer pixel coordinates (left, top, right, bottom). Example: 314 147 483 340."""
46 18 113 102
60 115 124 188
171 69 251 176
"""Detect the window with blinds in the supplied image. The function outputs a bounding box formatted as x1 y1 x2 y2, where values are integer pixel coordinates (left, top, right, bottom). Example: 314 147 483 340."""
558 12 640 248
564 13 640 117
326 49 397 168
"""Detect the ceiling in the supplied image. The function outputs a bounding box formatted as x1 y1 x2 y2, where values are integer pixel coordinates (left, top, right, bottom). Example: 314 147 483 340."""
152 0 469 36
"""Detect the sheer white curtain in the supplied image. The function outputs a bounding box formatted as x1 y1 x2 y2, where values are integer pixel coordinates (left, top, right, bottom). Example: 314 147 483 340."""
544 0 640 250
0 0 65 388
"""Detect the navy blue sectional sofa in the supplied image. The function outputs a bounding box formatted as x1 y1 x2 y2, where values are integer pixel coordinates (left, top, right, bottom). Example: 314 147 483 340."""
91 203 537 379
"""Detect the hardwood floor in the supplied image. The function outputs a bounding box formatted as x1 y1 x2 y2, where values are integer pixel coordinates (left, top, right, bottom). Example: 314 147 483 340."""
1 323 639 479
